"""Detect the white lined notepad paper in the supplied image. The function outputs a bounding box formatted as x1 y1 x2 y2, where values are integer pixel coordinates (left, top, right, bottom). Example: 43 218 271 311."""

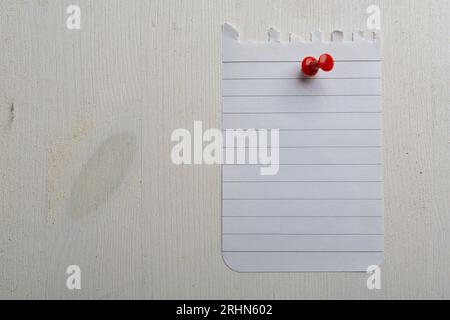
222 24 383 272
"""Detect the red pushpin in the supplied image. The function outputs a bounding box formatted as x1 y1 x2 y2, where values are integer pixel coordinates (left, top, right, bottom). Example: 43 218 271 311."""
301 53 334 76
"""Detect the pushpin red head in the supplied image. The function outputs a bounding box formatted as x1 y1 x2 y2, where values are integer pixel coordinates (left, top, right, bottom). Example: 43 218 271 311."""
301 53 334 76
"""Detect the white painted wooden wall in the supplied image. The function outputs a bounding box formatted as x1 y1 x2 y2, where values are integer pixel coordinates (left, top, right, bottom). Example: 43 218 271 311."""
0 0 449 299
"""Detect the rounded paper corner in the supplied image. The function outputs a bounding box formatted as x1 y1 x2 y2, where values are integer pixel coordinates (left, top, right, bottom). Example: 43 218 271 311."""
222 252 245 273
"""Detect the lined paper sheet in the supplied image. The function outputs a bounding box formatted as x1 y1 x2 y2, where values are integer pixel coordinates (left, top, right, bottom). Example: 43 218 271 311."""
222 24 383 272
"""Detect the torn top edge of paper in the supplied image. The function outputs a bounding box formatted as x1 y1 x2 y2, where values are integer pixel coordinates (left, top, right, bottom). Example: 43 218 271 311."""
221 23 383 272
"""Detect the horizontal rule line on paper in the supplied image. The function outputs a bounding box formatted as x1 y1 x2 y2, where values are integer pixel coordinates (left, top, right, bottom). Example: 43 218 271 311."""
223 94 382 97
223 131 381 146
224 198 383 200
223 42 382 64
222 133 380 135
222 78 382 81
223 164 382 166
223 217 383 234
223 165 383 181
223 198 383 201
223 77 381 80
223 181 383 183
222 251 383 253
223 216 383 218
223 199 383 217
223 146 383 148
223 111 382 114
223 113 381 130
223 233 384 235
223 60 382 63
224 96 381 112
222 128 382 130
223 95 381 111
223 198 383 200
223 78 381 96
278 129 381 131
223 61 381 79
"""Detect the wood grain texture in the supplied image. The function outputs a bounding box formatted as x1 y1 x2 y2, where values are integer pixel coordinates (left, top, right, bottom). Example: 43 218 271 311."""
0 0 449 299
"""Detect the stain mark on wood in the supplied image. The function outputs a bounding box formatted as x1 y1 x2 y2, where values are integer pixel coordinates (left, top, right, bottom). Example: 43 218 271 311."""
68 132 137 218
